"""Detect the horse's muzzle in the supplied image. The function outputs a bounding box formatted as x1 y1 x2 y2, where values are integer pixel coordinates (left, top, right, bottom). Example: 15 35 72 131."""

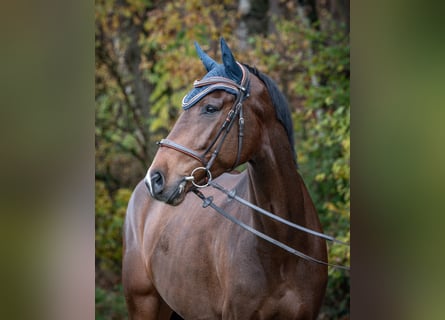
145 170 190 206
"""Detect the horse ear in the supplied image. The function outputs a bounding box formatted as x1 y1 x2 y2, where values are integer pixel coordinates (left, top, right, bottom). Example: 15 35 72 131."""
194 41 217 72
220 38 242 82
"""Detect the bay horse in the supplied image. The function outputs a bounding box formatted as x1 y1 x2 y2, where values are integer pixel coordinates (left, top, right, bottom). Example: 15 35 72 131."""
123 38 328 319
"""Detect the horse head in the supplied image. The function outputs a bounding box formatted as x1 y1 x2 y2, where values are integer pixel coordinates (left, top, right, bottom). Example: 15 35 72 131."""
145 38 270 205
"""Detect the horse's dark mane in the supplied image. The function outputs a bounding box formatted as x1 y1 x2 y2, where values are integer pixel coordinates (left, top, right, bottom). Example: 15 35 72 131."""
244 64 297 167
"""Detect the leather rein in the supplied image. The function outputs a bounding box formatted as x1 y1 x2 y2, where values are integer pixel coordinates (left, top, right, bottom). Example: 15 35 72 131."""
193 184 350 271
156 65 350 270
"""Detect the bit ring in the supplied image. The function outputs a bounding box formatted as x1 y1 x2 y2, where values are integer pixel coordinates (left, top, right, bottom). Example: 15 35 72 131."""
186 167 212 188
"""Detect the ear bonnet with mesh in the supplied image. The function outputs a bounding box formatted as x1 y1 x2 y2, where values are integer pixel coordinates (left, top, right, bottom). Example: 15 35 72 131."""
182 38 250 110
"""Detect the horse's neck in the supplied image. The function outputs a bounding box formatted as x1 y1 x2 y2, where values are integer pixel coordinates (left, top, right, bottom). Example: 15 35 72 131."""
246 131 312 250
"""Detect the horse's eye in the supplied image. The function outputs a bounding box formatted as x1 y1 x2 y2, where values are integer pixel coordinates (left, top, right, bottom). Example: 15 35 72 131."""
203 104 219 114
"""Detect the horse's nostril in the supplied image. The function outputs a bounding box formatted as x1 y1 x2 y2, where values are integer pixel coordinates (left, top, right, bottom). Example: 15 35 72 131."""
150 171 165 196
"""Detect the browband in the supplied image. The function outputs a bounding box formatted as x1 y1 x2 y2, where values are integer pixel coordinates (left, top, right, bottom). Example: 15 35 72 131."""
182 62 250 109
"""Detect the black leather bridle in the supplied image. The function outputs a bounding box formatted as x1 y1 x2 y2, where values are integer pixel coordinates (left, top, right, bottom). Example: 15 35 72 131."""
157 63 250 187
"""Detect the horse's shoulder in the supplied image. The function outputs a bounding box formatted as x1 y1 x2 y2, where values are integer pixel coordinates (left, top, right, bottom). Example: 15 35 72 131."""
124 180 152 244
127 179 157 217
130 179 150 203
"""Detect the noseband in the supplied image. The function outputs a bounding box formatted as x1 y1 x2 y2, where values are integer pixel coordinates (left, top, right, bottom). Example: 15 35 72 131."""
157 64 250 187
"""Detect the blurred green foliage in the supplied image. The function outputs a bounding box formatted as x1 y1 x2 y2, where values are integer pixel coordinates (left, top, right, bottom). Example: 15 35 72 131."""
96 0 349 318
95 181 132 279
96 284 127 320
